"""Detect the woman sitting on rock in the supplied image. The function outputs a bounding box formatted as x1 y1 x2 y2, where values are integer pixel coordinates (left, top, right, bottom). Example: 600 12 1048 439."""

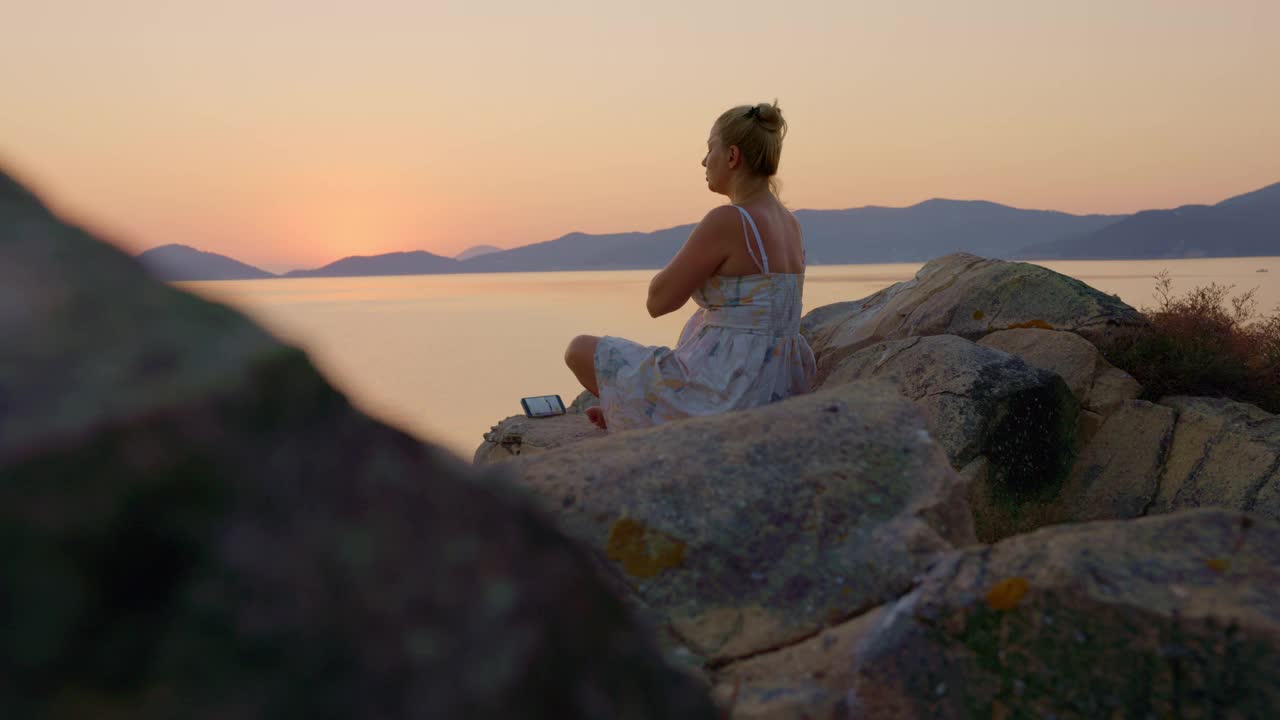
564 101 817 431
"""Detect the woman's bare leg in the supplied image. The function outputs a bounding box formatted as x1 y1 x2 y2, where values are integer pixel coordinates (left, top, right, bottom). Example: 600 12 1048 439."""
564 334 601 398
564 335 607 429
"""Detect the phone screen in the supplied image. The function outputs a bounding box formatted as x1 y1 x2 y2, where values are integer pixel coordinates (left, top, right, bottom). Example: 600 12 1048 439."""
522 394 565 417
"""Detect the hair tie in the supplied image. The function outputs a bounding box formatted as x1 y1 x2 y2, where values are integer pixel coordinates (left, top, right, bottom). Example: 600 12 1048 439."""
745 106 760 119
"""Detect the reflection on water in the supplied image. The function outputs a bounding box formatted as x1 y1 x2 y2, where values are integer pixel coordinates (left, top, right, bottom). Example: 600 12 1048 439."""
186 256 1280 459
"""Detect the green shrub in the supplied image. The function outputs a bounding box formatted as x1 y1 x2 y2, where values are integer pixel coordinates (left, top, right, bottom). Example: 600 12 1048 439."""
1102 271 1280 413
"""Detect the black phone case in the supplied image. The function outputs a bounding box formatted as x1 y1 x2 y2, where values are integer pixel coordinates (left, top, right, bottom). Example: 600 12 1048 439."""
521 395 565 418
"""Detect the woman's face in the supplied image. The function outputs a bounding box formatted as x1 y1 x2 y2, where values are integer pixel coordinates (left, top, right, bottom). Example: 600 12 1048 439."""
702 126 732 195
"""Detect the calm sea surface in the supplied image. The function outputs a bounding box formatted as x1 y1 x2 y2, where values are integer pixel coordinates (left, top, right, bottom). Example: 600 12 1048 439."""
185 258 1279 460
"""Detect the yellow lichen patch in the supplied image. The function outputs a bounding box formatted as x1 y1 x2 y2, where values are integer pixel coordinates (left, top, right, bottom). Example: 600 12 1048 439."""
1006 319 1054 330
984 576 1029 610
1206 557 1230 574
606 517 687 578
972 309 985 320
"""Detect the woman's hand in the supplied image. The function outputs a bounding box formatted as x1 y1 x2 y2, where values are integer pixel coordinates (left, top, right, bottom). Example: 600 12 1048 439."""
646 205 736 317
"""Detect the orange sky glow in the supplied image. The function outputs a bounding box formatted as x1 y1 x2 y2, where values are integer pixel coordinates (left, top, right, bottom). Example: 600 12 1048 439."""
3 0 1277 272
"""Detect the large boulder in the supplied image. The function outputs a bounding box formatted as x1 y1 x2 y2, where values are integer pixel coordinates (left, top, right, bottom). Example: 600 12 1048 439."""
849 509 1280 718
499 380 976 664
1150 396 1280 523
823 335 1078 541
0 169 715 719
801 253 1143 385
977 327 1141 415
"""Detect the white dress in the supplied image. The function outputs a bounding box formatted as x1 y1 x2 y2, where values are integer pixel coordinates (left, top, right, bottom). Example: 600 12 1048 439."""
593 205 817 432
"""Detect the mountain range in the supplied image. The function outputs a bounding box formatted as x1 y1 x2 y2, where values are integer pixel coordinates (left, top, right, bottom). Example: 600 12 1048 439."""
1020 182 1280 259
139 182 1280 280
137 244 274 281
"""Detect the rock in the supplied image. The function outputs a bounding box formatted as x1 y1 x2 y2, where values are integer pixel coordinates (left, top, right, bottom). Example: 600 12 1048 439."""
849 509 1280 719
475 412 606 463
801 253 1143 385
1086 364 1144 415
570 389 600 412
824 335 1078 542
711 607 885 719
977 327 1141 415
1051 400 1177 524
1075 408 1105 452
1150 396 1280 523
979 328 1097 401
971 396 1278 541
474 391 605 464
958 457 1015 545
501 380 976 664
0 169 715 719
968 400 1177 542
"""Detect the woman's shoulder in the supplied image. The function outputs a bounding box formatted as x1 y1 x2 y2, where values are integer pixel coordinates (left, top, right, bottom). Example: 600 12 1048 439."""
698 200 797 239
691 205 746 241
702 204 744 224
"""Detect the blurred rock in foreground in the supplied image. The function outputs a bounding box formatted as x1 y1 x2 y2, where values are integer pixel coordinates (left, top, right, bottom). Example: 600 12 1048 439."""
0 168 716 719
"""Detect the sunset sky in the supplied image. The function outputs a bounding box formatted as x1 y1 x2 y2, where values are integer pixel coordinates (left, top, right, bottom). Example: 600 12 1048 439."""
3 0 1277 272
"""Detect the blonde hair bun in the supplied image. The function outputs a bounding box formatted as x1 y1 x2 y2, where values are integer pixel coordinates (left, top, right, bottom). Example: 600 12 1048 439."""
750 102 785 134
715 99 788 180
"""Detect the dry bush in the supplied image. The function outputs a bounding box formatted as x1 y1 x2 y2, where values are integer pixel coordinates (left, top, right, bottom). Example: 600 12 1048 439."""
1102 271 1280 413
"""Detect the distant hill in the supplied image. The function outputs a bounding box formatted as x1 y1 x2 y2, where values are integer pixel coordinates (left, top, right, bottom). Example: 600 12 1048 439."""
455 244 503 261
792 200 1122 264
284 250 461 278
1019 182 1280 259
458 227 695 273
273 182 1280 279
455 201 1123 273
137 244 275 281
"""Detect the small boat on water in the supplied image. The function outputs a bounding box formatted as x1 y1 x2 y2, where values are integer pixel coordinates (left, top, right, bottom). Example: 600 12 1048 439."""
1259 268 1270 273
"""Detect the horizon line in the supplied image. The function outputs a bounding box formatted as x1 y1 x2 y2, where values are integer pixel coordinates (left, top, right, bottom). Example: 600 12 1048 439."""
135 178 1279 273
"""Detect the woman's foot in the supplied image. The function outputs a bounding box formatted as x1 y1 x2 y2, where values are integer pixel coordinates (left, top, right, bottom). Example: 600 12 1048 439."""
585 406 607 430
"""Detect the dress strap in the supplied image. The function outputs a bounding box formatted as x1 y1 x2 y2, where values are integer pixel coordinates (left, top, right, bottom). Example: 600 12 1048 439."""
731 205 769 274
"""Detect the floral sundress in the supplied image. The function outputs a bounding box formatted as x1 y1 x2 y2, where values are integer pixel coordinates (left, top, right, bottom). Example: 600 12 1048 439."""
593 205 816 432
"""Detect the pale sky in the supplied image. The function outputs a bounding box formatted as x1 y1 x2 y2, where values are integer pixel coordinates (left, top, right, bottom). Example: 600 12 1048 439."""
3 0 1277 272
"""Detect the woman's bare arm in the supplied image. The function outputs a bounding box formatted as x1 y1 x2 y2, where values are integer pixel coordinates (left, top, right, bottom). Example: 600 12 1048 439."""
646 206 736 318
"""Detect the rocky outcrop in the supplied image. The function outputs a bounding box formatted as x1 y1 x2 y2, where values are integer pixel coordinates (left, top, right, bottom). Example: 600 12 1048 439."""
964 399 1176 541
1150 396 1280 523
977 327 1141 415
965 393 1280 542
801 252 1144 384
825 335 1078 472
476 391 605 464
465 247 1280 717
1050 400 1177 523
0 169 715 719
475 412 606 463
823 335 1079 542
711 607 885 719
848 509 1280 718
497 380 975 664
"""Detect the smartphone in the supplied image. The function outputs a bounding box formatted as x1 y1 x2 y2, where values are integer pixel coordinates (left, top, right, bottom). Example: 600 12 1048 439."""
521 394 566 418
